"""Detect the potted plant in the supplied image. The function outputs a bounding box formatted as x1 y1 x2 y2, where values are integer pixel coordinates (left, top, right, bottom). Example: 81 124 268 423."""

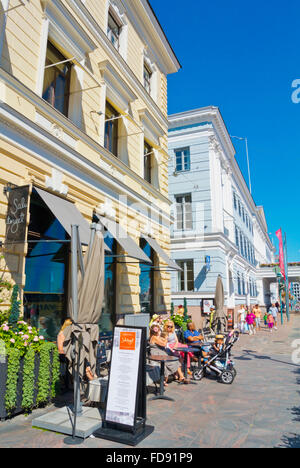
0 285 60 420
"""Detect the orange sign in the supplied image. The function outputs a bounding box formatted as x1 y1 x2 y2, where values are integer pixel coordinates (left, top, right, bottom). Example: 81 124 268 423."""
120 332 136 351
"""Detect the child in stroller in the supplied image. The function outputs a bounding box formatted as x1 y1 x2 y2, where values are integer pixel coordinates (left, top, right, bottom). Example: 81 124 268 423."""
192 330 239 384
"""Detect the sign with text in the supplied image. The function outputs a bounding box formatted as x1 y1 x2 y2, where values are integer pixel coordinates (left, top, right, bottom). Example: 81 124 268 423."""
5 186 30 244
105 327 142 428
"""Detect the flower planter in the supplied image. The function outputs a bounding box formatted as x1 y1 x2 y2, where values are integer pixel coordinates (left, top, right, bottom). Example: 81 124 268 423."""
0 350 59 421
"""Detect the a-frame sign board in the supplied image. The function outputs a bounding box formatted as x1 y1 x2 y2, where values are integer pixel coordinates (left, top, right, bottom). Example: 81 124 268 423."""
94 326 154 446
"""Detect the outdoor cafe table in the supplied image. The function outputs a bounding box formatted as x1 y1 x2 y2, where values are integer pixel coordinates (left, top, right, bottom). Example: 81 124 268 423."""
148 355 179 401
175 347 199 383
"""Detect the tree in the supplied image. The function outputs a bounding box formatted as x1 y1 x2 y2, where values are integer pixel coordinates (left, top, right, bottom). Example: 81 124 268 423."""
8 285 21 330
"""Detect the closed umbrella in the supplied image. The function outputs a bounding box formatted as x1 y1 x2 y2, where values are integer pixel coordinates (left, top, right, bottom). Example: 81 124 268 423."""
64 227 105 380
212 275 227 334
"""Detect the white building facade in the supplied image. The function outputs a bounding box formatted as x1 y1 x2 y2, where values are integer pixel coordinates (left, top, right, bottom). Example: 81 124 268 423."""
168 107 275 327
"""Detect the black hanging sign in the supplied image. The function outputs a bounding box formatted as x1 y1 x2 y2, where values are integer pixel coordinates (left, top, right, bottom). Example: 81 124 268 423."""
5 185 30 244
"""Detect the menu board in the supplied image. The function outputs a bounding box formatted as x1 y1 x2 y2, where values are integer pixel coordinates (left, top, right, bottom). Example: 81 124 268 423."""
5 186 30 243
105 327 142 428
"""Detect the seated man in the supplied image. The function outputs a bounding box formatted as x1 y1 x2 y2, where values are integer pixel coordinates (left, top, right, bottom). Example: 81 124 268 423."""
184 322 204 345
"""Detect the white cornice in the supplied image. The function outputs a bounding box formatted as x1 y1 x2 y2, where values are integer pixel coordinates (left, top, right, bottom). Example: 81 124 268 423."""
125 0 180 75
99 59 137 110
138 107 164 145
64 0 170 130
41 0 97 61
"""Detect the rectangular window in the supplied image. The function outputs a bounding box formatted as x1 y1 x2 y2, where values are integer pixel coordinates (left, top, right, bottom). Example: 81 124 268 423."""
144 141 152 184
237 273 241 295
107 11 121 50
240 232 244 256
42 41 72 117
175 147 190 172
177 260 194 292
139 238 154 315
144 62 152 94
104 102 119 157
175 194 193 230
235 226 239 249
233 192 237 210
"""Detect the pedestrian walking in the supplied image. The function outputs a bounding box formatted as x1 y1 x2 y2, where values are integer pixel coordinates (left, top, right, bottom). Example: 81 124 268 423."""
269 303 278 330
253 304 262 331
237 305 246 333
267 313 275 333
263 311 268 327
246 309 256 335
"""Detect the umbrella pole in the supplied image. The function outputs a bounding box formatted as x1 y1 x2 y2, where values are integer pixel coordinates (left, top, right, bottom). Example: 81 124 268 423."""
64 225 83 445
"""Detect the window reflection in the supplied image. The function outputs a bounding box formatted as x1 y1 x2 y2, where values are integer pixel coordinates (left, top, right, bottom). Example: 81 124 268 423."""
42 41 72 117
99 230 117 334
24 190 69 341
139 239 154 316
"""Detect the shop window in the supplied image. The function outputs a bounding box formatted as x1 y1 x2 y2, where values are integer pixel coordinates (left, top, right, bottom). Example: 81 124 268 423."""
24 190 69 341
177 260 194 292
139 238 154 316
104 101 119 157
99 230 117 334
42 41 72 118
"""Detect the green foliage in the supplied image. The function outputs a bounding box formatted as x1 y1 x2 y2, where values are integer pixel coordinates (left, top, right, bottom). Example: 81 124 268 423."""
0 310 9 326
0 255 13 320
21 347 36 412
37 343 52 405
50 347 61 399
8 285 21 331
0 321 46 355
5 348 21 413
1 322 60 415
171 313 192 330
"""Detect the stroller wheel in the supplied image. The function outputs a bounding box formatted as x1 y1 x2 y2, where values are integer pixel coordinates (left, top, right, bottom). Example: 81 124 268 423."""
193 367 205 381
220 370 234 385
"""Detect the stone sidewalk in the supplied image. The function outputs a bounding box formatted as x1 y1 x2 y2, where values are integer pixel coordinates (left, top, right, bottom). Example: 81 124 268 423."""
1 315 300 448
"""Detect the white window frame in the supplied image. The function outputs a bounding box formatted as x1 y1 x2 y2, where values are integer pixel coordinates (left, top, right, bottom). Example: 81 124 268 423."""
143 51 158 102
175 193 193 231
37 0 96 126
106 0 128 60
177 259 194 292
175 147 191 173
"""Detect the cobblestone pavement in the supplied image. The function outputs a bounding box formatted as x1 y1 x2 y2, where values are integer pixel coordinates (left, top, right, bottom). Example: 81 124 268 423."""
1 315 300 448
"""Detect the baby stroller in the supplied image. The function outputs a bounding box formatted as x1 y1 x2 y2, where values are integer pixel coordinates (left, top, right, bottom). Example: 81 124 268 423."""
192 331 239 385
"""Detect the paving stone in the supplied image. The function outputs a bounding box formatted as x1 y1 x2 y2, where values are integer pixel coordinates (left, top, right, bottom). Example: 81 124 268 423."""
0 316 300 448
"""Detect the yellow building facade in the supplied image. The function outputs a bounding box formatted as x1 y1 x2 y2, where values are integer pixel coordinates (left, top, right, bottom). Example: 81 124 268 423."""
0 0 180 337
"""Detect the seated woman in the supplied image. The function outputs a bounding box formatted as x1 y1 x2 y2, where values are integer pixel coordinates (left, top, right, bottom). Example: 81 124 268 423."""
149 324 189 385
163 320 196 376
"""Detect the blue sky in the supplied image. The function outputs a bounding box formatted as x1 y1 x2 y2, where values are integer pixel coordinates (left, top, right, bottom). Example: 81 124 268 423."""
150 0 300 262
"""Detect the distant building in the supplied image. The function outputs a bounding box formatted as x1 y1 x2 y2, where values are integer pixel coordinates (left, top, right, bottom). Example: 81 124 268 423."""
168 107 275 327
